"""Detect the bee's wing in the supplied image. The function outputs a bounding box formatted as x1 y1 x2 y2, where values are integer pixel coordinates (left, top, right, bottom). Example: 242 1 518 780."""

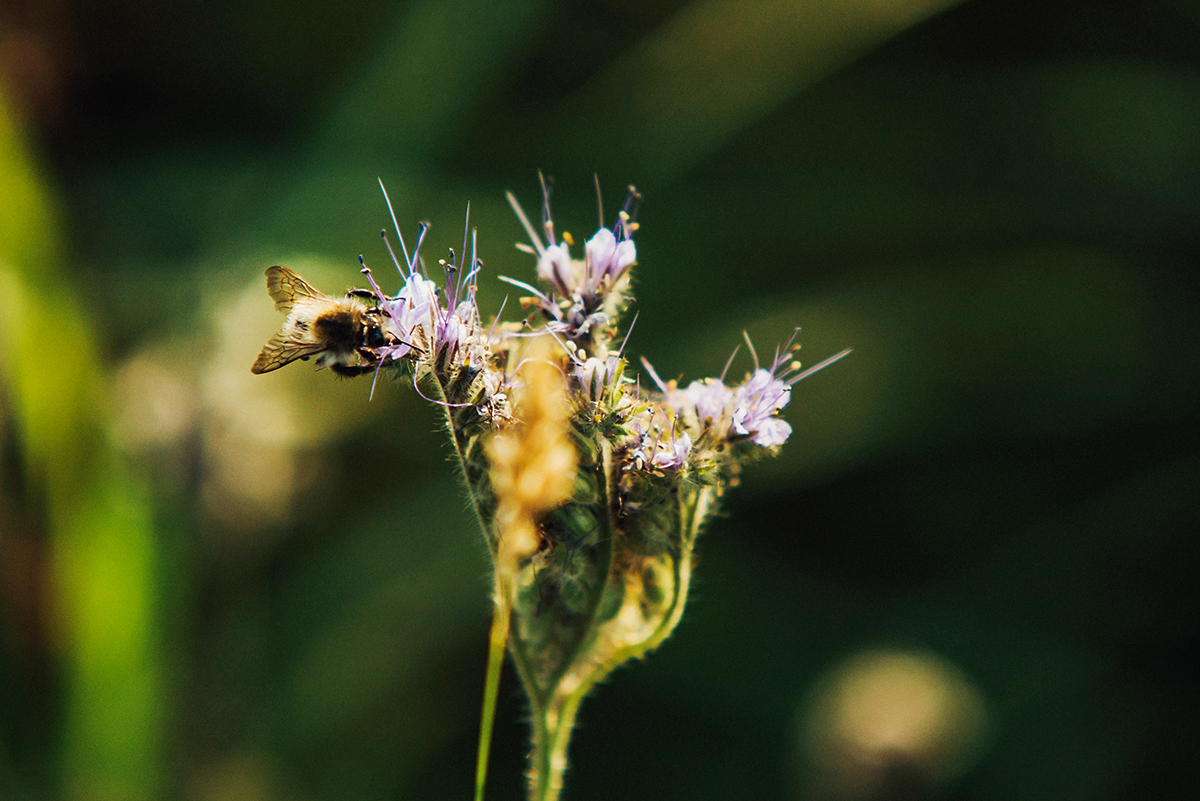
265 265 333 312
251 332 325 374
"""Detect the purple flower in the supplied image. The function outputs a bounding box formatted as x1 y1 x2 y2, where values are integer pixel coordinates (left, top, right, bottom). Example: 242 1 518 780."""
652 430 692 470
731 369 793 446
506 184 640 345
536 243 576 298
582 227 636 297
642 338 853 450
372 273 439 361
681 378 735 428
361 200 489 376
574 355 622 404
627 407 692 472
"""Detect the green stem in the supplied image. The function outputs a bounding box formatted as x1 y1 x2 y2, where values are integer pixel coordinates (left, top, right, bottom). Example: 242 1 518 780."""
529 690 583 801
427 374 504 800
523 439 616 801
431 374 496 555
474 576 511 801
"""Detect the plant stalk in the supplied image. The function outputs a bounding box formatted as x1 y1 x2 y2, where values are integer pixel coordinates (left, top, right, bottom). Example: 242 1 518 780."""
474 574 512 801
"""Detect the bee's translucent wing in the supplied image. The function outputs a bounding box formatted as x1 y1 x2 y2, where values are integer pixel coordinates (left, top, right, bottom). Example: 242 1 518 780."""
251 332 324 374
265 265 332 312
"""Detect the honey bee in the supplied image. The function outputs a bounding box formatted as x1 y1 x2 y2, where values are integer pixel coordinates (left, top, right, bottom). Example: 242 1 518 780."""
251 266 389 376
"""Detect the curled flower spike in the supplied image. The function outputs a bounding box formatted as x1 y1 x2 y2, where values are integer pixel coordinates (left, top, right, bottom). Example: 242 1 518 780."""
505 180 640 351
641 333 853 453
249 176 849 801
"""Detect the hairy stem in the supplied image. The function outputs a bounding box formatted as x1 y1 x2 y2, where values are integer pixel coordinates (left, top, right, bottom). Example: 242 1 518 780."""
428 375 505 800
474 574 511 801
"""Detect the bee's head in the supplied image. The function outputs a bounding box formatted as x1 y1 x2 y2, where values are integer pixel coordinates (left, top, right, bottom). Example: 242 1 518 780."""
364 320 387 349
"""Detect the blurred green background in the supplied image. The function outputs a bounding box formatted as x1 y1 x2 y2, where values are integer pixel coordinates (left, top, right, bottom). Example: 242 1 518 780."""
1 0 1197 799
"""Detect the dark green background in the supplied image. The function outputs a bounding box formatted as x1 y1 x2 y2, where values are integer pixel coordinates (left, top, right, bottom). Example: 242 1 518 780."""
1 0 1197 799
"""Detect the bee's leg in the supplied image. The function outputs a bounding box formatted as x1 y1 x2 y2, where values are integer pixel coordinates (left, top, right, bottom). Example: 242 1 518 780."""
347 288 379 303
324 346 380 378
391 337 425 356
331 362 377 377
360 345 388 368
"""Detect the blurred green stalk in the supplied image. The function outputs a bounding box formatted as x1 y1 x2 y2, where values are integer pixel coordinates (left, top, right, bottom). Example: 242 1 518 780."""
1 90 164 801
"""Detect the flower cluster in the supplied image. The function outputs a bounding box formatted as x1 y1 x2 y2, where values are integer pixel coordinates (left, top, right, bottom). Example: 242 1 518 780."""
501 178 639 348
251 178 849 801
357 206 491 390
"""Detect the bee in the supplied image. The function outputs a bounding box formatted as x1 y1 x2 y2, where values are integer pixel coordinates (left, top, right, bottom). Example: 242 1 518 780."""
251 266 390 377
